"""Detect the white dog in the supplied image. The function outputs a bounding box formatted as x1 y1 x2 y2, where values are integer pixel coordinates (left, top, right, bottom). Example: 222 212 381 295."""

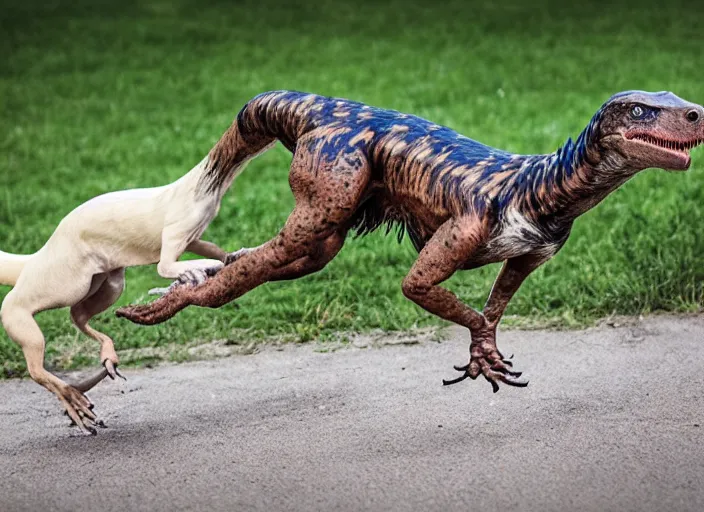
0 124 267 434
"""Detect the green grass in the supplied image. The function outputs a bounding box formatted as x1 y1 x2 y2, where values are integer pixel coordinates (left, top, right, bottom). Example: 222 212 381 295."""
2 0 704 376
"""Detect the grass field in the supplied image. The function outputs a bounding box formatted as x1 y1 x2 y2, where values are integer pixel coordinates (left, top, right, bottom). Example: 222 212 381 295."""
2 0 704 376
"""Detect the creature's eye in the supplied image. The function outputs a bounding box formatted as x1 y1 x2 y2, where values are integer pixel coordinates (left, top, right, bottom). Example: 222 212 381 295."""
630 105 646 119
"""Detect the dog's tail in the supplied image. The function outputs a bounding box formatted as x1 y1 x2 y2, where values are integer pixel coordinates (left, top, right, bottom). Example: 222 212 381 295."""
0 251 33 287
197 90 325 196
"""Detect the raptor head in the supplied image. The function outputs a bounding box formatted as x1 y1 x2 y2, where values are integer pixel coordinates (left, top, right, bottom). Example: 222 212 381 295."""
591 90 704 171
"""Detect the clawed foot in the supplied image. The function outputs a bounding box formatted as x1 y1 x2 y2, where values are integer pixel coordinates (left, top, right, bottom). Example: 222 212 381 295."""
62 359 120 434
443 343 528 392
56 384 104 435
224 248 251 266
148 266 220 296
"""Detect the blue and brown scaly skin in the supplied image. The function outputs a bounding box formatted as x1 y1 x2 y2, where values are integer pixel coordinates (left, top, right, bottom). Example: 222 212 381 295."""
118 90 704 391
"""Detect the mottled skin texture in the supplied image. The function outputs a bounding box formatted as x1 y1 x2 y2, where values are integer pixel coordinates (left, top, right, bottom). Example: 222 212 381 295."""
118 90 704 391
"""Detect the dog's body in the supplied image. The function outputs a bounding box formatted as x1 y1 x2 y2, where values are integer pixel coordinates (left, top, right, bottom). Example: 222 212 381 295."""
0 148 256 434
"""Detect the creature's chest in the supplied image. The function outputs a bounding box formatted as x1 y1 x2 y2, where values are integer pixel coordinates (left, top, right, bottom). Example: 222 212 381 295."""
474 210 562 264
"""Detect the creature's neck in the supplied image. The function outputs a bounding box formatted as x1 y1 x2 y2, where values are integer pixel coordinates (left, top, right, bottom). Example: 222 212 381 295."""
171 156 237 201
514 117 638 224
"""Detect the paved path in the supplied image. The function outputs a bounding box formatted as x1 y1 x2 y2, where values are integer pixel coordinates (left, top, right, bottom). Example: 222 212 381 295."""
1 315 703 512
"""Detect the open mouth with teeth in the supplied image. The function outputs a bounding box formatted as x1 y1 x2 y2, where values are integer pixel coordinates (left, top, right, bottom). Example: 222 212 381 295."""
625 132 704 169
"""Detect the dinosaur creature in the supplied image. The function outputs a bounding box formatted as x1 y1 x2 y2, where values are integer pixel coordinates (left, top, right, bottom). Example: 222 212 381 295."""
0 142 271 434
117 89 703 391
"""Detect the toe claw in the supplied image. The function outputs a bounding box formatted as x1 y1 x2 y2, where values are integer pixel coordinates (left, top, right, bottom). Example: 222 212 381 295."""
103 359 125 381
484 374 500 393
443 372 470 386
453 364 469 372
503 376 529 388
103 359 117 380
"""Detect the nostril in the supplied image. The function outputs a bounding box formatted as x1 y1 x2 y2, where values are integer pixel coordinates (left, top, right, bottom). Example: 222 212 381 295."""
686 109 700 123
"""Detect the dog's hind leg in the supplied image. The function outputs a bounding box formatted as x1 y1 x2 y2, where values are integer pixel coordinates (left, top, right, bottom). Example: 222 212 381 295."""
0 260 114 434
1 292 100 435
70 268 126 384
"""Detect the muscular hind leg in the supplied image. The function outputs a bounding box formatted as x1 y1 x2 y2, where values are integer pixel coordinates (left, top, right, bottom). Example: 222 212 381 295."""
71 268 126 383
226 229 347 282
118 141 370 325
1 287 101 435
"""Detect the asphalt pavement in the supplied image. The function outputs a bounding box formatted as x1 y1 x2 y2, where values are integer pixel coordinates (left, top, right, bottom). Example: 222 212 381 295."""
1 314 703 512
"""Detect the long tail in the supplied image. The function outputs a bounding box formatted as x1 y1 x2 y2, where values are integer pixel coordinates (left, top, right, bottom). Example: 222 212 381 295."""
197 90 324 195
0 250 33 287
